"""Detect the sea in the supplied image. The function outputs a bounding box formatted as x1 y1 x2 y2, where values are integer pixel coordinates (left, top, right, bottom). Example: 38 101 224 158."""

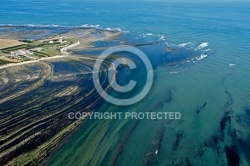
1 0 250 165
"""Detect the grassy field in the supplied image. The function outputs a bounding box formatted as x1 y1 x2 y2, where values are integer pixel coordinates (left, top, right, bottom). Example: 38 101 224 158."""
0 59 12 65
39 45 60 57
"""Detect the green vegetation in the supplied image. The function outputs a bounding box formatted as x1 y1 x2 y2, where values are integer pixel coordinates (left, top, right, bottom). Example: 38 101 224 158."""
0 43 41 53
40 46 60 56
18 40 33 43
64 38 76 44
1 44 28 53
33 51 49 57
0 59 11 65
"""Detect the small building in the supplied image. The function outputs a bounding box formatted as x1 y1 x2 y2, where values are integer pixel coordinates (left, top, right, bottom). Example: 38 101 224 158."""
16 50 26 56
59 37 63 43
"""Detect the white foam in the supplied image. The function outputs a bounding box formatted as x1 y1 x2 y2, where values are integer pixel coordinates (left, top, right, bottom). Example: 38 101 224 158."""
115 28 122 32
145 33 153 36
24 24 61 28
178 42 192 47
198 42 209 49
49 24 60 27
158 35 165 41
204 48 211 52
104 27 123 32
201 54 208 58
105 28 112 31
229 64 236 67
169 71 178 74
81 24 100 28
196 54 208 60
26 24 35 27
178 43 188 47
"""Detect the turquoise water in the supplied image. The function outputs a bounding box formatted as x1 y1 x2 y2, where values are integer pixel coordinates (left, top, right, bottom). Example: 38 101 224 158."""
1 0 250 165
